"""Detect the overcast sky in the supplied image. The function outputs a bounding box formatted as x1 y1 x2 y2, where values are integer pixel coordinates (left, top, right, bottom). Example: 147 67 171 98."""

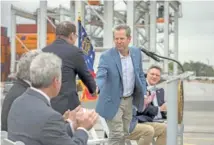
1 0 214 66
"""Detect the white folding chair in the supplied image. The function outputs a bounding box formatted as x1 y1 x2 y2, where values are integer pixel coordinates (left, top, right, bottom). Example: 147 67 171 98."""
1 131 8 140
88 116 109 145
2 139 25 145
87 139 109 145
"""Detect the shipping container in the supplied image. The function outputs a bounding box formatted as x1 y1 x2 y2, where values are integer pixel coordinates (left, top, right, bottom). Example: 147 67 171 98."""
16 41 53 49
47 23 56 33
1 45 9 55
16 24 37 33
16 23 55 33
1 45 10 63
16 46 39 54
1 63 4 72
1 51 6 63
16 33 56 44
16 43 38 49
1 71 10 82
88 0 100 5
16 46 29 54
1 43 39 57
15 47 41 56
1 36 10 45
1 27 8 36
1 72 6 82
0 63 8 73
1 61 10 82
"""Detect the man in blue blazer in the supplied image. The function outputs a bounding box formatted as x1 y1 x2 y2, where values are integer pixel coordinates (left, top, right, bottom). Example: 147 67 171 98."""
96 24 147 145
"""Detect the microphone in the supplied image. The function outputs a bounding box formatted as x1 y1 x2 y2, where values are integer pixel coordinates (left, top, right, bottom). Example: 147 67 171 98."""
141 48 161 62
140 47 185 72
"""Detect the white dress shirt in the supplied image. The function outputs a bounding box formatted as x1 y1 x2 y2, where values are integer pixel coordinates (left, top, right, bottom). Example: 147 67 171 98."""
146 82 162 119
119 52 135 97
23 80 31 86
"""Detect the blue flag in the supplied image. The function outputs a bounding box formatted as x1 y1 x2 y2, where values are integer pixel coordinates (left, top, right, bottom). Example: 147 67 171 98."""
78 19 95 72
78 19 97 102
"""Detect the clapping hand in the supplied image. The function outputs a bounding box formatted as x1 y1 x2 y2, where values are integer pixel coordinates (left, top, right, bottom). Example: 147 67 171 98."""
76 109 99 130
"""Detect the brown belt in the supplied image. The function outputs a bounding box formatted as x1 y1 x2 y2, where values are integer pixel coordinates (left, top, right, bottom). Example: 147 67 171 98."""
121 96 131 99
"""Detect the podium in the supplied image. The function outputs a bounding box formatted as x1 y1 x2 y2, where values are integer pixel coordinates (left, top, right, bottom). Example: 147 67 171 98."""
157 71 194 145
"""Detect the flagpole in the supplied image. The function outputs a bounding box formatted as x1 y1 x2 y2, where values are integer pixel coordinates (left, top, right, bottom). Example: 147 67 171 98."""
78 12 81 48
78 11 81 22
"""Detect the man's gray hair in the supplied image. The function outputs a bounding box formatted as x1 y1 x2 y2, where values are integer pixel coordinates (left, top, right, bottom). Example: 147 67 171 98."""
16 50 41 81
113 24 131 37
30 52 62 88
56 21 76 37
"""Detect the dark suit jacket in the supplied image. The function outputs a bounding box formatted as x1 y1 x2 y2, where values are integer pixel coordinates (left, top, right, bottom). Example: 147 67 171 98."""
149 88 167 119
1 78 30 131
8 88 88 145
136 87 167 123
43 38 96 114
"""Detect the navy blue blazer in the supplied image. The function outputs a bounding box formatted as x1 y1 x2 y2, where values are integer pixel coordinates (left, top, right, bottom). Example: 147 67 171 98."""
129 87 166 133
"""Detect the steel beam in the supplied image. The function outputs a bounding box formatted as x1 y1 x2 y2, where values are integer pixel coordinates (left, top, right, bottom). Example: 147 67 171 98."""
144 12 150 49
75 1 85 25
10 8 16 74
103 1 113 48
127 1 136 46
59 5 65 22
85 21 103 27
70 1 75 22
164 1 169 74
135 1 149 11
38 1 47 49
58 6 73 17
173 11 179 75
114 11 126 23
87 5 106 24
149 1 157 65
169 1 181 12
37 8 40 49
11 5 36 20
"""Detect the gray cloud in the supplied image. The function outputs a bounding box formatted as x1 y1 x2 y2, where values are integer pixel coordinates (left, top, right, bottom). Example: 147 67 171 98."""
178 1 214 65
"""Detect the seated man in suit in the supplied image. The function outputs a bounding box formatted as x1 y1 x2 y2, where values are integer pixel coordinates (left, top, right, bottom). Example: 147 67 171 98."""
146 65 167 120
127 106 166 145
1 50 41 131
8 52 98 145
127 66 167 145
